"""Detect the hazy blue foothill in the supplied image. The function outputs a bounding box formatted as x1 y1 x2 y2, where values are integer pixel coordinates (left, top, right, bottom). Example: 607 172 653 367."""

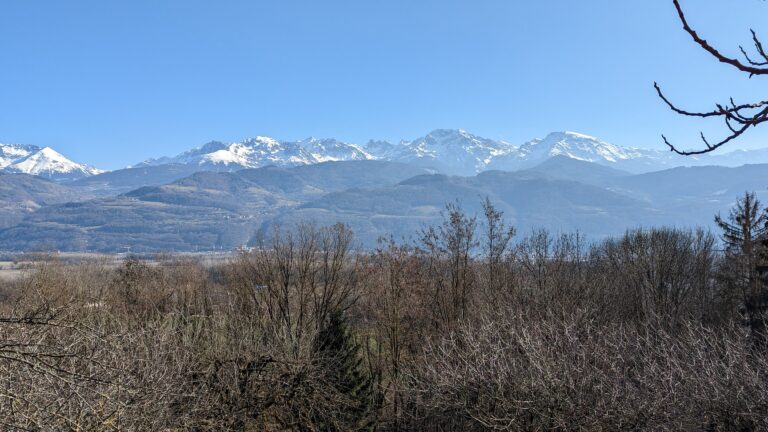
1 132 767 252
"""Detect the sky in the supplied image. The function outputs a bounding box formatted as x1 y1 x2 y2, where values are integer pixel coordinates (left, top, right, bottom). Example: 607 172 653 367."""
1 0 768 170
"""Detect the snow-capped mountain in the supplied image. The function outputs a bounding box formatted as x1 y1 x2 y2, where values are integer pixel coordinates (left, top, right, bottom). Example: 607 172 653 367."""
0 144 37 169
0 144 103 180
363 140 398 158
366 129 515 176
362 130 679 174
487 132 690 173
138 136 372 170
518 132 648 163
135 129 768 176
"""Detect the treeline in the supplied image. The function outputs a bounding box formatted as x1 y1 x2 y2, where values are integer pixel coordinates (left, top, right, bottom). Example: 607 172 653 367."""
1 195 768 430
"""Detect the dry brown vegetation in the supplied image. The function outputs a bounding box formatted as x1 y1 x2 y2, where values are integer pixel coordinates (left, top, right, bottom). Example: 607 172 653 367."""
0 201 767 431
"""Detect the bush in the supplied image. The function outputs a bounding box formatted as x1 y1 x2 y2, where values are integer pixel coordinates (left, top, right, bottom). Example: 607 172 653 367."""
0 218 765 430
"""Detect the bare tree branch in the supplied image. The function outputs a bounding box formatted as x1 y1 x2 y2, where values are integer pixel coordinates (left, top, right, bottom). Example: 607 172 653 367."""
656 1 768 155
673 0 768 76
741 29 768 66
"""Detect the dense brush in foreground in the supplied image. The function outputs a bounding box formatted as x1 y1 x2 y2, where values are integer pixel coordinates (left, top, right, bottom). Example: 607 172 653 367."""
1 204 767 430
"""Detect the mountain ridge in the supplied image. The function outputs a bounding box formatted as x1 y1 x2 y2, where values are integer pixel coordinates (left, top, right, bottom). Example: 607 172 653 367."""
132 129 768 176
3 158 768 252
10 129 768 182
0 143 102 180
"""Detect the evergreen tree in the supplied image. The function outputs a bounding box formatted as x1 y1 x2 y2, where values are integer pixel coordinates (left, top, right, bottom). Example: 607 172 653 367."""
312 311 379 431
716 192 768 342
715 192 768 257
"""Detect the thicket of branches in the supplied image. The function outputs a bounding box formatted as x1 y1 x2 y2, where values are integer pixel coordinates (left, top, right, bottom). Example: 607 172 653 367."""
1 196 768 430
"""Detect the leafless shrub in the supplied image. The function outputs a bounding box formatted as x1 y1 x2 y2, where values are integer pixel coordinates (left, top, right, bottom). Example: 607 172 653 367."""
0 213 764 430
405 314 768 431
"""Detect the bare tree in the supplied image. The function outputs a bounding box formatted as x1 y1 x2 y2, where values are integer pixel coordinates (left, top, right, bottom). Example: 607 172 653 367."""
419 202 478 326
363 238 423 429
480 197 516 295
656 0 768 155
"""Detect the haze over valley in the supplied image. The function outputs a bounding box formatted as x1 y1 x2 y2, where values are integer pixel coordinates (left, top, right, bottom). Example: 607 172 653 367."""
1 128 767 252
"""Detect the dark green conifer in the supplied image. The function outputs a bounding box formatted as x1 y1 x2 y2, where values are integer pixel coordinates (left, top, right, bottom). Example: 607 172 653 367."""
313 311 379 431
717 192 768 344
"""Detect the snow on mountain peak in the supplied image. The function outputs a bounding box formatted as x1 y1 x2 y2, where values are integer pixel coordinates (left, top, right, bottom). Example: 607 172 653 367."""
375 129 516 175
0 143 38 169
159 128 636 176
519 132 646 164
562 131 599 140
9 147 103 178
364 140 397 159
0 143 102 180
296 138 372 163
135 128 757 177
8 128 766 183
147 135 375 170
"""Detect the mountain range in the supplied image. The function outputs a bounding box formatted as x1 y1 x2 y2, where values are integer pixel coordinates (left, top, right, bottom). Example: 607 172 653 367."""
128 129 768 177
0 161 429 252
7 129 768 182
0 156 766 252
2 129 768 252
129 129 736 176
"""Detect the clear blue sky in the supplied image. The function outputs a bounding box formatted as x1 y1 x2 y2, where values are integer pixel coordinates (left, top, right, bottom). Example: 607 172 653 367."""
1 0 767 169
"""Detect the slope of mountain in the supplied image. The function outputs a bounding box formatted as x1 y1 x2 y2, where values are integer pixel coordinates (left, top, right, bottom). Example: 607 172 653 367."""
8 129 768 186
486 132 685 173
0 161 429 252
372 129 515 176
698 148 768 168
0 178 288 253
129 129 768 178
519 132 636 162
266 162 768 247
611 163 768 205
5 158 768 252
0 144 37 168
0 172 90 228
70 164 215 196
4 130 768 252
139 136 373 170
516 155 631 186
235 160 431 199
268 170 666 246
141 130 732 177
0 143 102 180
